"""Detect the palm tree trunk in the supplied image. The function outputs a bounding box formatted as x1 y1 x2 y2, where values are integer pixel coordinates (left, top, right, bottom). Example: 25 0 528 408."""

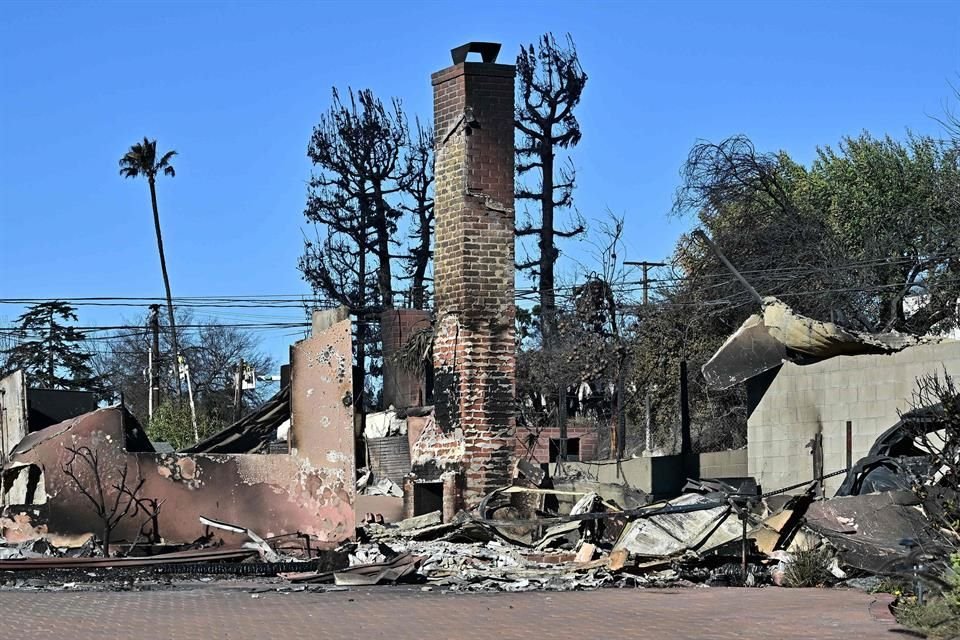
149 177 182 396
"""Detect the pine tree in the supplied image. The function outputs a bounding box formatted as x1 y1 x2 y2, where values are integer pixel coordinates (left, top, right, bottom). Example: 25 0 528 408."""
3 301 101 391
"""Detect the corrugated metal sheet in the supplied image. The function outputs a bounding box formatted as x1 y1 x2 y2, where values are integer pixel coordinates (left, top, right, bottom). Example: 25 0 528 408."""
613 493 742 557
366 436 411 484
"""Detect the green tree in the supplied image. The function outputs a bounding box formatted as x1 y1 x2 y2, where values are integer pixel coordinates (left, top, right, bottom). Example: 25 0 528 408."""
3 301 101 391
806 133 960 332
119 138 182 393
635 131 960 453
147 400 214 450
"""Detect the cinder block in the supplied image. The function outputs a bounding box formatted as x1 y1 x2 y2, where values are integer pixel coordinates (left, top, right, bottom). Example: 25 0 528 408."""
773 407 797 424
826 371 848 389
823 387 842 404
857 385 877 402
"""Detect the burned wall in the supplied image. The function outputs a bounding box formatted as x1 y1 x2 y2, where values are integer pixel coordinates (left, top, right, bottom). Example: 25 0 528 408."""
409 414 465 475
2 411 349 545
1 319 357 547
431 43 517 505
517 423 601 463
0 370 28 466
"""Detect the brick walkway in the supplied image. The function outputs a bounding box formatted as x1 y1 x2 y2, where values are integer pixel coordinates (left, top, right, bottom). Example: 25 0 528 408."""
0 586 901 639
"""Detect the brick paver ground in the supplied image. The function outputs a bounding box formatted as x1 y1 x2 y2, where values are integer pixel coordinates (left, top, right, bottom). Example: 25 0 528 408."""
0 586 902 639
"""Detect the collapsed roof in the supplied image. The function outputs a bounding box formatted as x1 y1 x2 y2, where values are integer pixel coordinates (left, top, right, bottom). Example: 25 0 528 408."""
702 297 937 390
182 385 290 454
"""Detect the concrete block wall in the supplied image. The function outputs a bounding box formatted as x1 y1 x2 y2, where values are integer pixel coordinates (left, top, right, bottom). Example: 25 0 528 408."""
554 457 653 492
551 450 738 499
748 342 960 494
431 49 517 505
699 449 749 478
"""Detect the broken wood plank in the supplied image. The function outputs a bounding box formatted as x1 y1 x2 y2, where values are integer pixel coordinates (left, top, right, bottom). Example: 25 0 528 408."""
575 543 596 563
607 549 628 571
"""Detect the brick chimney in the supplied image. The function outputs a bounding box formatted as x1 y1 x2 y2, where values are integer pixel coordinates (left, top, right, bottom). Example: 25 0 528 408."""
431 43 516 504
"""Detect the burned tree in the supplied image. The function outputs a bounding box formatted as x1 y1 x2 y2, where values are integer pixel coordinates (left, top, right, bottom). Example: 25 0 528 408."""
904 371 960 542
516 215 629 457
515 33 588 346
61 445 160 556
400 120 435 310
301 88 410 311
671 135 836 322
300 88 411 405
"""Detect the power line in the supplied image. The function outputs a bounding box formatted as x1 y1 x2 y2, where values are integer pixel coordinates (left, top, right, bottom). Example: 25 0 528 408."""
2 251 957 337
0 322 310 338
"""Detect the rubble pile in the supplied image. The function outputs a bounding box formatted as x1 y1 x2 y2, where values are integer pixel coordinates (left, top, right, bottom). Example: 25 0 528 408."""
284 514 676 592
2 464 951 594
2 358 953 595
278 464 953 593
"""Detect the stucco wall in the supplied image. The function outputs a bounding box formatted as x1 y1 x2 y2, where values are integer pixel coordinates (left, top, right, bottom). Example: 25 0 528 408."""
1 318 358 547
747 341 960 495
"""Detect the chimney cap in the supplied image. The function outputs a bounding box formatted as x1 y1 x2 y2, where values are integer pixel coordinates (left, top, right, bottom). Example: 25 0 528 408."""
450 42 502 65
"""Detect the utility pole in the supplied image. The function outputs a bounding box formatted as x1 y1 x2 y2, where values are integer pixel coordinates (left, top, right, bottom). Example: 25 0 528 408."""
557 384 567 461
148 304 160 419
615 359 626 461
233 358 244 423
179 355 199 443
625 260 666 454
625 261 667 306
679 360 692 455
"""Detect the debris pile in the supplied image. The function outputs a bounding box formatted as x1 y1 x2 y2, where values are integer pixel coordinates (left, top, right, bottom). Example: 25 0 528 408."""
278 460 953 593
2 354 952 595
3 454 951 594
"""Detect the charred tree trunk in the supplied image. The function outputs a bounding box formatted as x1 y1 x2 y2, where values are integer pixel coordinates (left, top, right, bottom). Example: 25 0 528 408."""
538 146 558 345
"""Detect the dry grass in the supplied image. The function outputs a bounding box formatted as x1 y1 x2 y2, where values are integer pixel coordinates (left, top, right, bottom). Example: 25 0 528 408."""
784 547 834 588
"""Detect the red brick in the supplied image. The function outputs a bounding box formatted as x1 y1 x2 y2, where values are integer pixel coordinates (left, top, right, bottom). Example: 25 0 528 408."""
0 587 904 639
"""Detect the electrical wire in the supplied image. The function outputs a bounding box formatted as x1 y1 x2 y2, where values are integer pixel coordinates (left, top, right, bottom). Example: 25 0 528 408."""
2 251 957 341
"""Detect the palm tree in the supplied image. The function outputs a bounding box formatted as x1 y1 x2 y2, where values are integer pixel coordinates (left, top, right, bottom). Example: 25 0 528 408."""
119 137 182 395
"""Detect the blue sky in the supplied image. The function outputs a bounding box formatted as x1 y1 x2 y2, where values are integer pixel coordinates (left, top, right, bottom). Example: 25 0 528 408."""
1 0 958 368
